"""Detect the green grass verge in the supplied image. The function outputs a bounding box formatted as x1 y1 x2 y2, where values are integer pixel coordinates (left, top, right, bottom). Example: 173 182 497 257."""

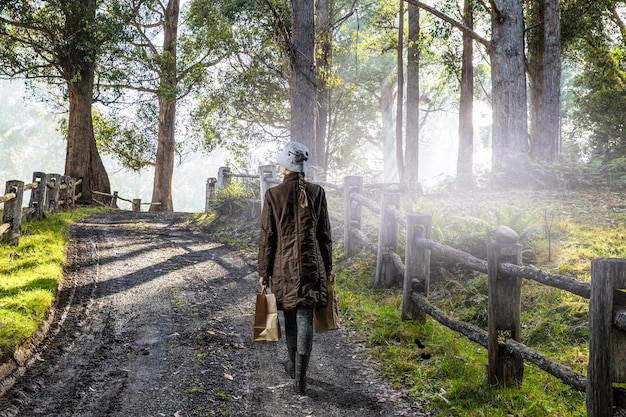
0 208 105 361
333 191 626 416
335 259 587 417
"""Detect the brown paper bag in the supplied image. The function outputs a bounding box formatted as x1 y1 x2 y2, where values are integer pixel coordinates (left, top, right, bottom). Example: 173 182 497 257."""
314 273 340 333
253 287 281 343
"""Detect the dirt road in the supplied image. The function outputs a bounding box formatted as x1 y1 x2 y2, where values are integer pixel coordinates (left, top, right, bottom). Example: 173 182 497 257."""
0 211 425 417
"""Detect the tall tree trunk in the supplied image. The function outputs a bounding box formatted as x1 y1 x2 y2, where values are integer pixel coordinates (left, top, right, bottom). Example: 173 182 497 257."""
490 0 529 183
315 0 331 178
150 0 179 212
396 0 405 182
65 72 110 205
381 77 398 183
457 0 474 187
290 0 317 158
63 0 109 204
405 3 420 187
528 0 561 162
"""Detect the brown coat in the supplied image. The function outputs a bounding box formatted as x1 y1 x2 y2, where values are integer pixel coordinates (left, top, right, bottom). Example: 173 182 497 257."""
258 173 333 310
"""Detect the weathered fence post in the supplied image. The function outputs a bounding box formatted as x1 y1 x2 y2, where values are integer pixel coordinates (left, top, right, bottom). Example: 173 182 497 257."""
1 180 24 245
374 190 402 287
587 258 626 417
403 213 432 321
132 199 141 212
111 191 119 208
487 226 523 386
205 178 217 213
59 175 74 210
259 165 275 208
27 172 46 221
217 167 230 189
44 173 61 214
66 176 76 210
343 176 363 258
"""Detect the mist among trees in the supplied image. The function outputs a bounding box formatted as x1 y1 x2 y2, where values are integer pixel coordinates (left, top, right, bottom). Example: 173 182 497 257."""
1 0 625 211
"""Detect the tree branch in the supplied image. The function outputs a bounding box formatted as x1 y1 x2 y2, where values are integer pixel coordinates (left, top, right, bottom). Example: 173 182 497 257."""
611 4 626 41
488 0 504 22
260 0 292 53
403 0 491 49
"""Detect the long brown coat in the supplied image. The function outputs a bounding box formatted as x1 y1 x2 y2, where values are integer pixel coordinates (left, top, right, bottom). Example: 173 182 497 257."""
258 173 333 310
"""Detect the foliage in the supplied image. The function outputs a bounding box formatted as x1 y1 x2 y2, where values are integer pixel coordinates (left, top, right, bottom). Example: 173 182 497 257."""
0 208 105 361
93 0 235 171
191 181 261 248
561 0 626 165
0 1 132 104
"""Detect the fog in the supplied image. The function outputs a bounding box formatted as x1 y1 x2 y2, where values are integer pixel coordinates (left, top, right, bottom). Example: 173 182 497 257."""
0 78 490 213
0 80 228 213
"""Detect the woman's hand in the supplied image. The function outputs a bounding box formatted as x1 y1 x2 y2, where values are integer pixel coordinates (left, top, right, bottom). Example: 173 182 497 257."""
259 276 269 288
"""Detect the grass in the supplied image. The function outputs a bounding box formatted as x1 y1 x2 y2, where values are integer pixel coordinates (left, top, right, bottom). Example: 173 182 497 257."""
0 207 104 361
3 186 624 416
332 189 626 417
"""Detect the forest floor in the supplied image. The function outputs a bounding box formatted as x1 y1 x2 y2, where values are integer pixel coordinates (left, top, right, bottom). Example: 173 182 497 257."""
0 210 426 417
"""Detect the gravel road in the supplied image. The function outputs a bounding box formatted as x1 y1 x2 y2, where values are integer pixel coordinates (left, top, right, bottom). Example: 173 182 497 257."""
0 211 426 417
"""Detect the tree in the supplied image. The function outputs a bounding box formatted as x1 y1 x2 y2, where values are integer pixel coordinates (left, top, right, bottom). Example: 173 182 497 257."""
396 0 406 182
408 0 530 184
562 0 626 165
97 0 232 211
405 2 420 186
316 0 331 175
0 1 126 203
291 0 317 156
457 0 474 187
527 0 561 163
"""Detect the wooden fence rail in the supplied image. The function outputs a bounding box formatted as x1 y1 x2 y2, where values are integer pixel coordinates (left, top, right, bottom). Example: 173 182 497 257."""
0 172 83 246
208 165 625 417
91 190 161 212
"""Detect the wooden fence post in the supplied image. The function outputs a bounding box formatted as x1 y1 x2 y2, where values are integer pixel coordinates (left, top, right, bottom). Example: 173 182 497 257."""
111 191 119 208
259 165 275 209
44 173 61 214
374 191 401 287
403 213 432 321
587 258 626 417
27 172 46 221
132 199 141 212
343 176 363 258
1 180 24 245
205 178 217 213
487 226 523 386
60 175 74 210
217 167 230 189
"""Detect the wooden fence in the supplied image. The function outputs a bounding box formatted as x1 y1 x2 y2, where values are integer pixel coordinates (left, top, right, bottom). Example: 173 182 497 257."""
0 172 82 246
209 165 626 417
91 190 160 212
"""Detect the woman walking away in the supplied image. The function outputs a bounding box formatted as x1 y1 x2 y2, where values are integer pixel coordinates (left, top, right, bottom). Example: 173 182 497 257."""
258 141 333 395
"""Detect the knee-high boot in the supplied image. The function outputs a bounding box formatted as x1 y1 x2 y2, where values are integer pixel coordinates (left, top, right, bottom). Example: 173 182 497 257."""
285 347 296 379
294 354 310 394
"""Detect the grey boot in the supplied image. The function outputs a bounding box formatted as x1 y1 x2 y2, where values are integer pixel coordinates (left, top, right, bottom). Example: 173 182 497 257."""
294 354 310 394
285 347 296 379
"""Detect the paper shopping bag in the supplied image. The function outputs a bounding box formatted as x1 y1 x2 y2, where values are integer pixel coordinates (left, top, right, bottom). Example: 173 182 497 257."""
253 287 281 343
314 273 340 333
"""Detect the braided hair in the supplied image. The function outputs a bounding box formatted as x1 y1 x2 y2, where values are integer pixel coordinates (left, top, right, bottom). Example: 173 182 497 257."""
298 172 308 209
